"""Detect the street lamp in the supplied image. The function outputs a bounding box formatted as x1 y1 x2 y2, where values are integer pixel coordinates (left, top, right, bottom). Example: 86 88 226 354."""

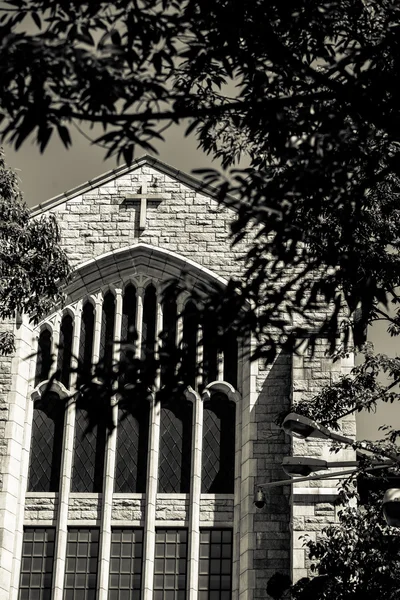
282 412 352 445
254 413 400 527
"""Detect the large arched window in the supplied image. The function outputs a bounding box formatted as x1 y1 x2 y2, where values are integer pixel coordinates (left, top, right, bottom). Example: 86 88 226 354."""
202 393 235 493
158 398 193 493
28 392 65 492
115 404 150 493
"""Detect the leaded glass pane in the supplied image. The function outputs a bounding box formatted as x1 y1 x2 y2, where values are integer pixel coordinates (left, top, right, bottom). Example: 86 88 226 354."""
160 295 177 388
19 528 55 600
122 285 137 344
71 409 105 493
202 395 235 493
198 529 232 599
57 314 74 388
154 530 187 600
79 302 95 382
108 529 143 600
64 529 99 600
181 301 198 389
158 401 192 493
28 393 65 492
35 329 52 387
115 405 149 493
142 285 156 359
100 292 115 370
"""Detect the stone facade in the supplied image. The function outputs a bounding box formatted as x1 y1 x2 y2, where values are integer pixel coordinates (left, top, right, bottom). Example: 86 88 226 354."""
0 155 355 600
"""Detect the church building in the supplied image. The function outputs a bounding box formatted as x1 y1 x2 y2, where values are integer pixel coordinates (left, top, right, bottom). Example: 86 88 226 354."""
0 156 355 600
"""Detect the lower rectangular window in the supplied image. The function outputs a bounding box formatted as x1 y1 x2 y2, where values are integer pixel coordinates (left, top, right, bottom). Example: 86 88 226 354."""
64 528 99 600
109 528 143 600
199 529 233 600
19 527 55 600
154 529 188 600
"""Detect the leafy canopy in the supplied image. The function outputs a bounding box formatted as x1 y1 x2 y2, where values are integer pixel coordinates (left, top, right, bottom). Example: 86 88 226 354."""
0 149 70 354
1 1 400 356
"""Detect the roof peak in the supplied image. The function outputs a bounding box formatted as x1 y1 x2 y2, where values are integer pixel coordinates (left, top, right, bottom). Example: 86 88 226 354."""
30 154 228 217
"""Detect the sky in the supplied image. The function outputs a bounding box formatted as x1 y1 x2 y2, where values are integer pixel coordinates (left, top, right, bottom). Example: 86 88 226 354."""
3 128 400 442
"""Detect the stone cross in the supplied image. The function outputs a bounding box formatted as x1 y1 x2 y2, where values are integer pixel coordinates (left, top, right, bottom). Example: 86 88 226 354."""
124 181 164 230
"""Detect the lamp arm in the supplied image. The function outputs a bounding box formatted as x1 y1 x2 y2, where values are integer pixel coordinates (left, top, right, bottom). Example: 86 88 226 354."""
258 461 396 489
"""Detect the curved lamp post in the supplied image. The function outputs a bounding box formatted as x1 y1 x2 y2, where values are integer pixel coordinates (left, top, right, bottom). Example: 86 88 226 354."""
254 413 400 526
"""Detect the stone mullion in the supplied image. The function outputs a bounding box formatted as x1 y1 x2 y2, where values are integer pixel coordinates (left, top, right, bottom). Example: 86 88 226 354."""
143 397 160 600
52 302 82 600
48 314 61 379
97 288 122 600
187 388 202 600
142 286 163 600
9 327 38 600
196 324 203 392
217 350 224 381
135 286 144 359
92 292 104 365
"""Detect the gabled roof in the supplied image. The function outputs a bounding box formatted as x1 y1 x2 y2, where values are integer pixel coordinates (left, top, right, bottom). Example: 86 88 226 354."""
30 154 234 217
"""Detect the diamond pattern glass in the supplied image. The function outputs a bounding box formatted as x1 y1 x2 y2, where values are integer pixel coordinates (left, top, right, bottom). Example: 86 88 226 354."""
121 285 137 344
142 285 156 359
79 303 95 381
71 409 106 493
158 401 193 493
115 406 149 493
28 393 65 492
199 530 232 600
100 292 115 370
35 329 52 387
154 529 187 600
202 395 235 493
182 301 199 389
64 528 99 600
57 314 73 388
18 528 55 600
108 529 143 600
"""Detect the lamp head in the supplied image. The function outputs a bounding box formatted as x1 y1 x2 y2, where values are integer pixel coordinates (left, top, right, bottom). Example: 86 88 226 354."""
254 488 266 509
383 488 400 527
282 457 328 477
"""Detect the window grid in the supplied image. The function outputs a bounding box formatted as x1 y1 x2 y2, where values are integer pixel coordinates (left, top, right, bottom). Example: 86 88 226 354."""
109 529 144 600
154 529 188 600
199 530 233 600
64 528 99 600
19 528 55 600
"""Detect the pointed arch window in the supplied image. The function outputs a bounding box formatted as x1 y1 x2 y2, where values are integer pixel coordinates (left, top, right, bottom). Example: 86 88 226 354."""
181 301 199 389
115 404 150 493
158 398 193 493
100 291 115 371
57 314 74 389
35 328 52 387
202 393 235 493
28 392 65 492
142 284 157 359
79 302 95 381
